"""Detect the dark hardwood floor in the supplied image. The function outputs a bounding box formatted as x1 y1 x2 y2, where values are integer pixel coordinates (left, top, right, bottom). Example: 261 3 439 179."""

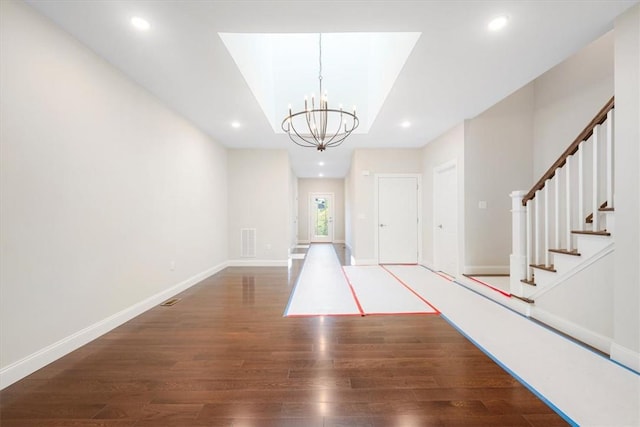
0 245 567 426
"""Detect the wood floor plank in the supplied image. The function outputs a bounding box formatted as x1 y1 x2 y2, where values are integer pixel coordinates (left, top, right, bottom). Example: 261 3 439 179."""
0 245 567 425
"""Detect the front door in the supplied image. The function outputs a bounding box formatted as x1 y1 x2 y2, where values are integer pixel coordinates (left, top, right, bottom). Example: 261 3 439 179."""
310 193 334 243
377 175 419 264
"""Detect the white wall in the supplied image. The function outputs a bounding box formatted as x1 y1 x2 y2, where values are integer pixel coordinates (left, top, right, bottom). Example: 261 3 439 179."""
421 124 465 270
344 172 353 253
349 149 422 264
297 178 345 243
289 166 298 250
612 4 640 371
533 32 615 178
0 0 228 386
227 149 291 265
463 84 535 274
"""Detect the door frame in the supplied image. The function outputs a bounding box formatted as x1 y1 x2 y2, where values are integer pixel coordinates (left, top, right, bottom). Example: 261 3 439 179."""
433 159 460 275
308 192 334 243
374 174 422 264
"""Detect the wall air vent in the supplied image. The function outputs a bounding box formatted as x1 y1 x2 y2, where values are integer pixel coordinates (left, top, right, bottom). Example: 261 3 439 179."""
241 228 256 258
160 298 180 307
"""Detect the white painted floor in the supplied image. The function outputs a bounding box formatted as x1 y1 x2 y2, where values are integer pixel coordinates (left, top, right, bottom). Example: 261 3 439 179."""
343 265 437 315
284 244 360 316
286 245 640 425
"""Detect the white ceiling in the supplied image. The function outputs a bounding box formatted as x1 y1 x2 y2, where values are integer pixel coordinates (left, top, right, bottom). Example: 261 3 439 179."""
25 0 638 178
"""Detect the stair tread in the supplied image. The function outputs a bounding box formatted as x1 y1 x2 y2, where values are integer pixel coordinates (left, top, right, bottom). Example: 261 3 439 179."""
511 294 535 304
571 230 611 236
549 248 582 256
520 278 536 286
599 207 614 212
529 264 557 272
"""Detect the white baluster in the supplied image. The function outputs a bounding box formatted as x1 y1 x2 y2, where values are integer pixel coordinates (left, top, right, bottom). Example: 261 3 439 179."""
534 191 540 267
566 157 572 251
526 199 532 280
544 181 550 266
578 144 585 231
555 172 560 249
593 124 600 231
606 110 614 209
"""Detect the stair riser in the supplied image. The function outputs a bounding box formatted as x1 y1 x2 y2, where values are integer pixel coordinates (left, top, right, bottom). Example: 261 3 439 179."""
573 234 613 258
552 254 583 273
530 267 557 288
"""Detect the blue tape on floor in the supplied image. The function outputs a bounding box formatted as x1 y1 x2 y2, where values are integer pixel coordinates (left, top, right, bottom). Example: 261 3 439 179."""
439 313 578 426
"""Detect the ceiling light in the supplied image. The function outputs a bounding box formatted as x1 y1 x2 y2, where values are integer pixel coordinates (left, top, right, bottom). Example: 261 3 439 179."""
400 120 411 128
231 121 241 128
319 173 324 177
488 15 509 32
131 16 150 31
282 34 359 151
318 161 325 166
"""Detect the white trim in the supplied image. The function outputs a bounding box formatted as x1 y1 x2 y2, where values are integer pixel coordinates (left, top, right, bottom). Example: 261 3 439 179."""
463 265 510 275
0 261 228 390
610 343 640 373
227 259 288 267
334 239 345 244
531 307 612 354
374 173 422 264
297 239 310 244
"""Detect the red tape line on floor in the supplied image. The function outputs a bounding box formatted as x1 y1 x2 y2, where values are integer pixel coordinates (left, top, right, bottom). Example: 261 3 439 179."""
341 266 365 316
464 275 512 297
380 265 441 314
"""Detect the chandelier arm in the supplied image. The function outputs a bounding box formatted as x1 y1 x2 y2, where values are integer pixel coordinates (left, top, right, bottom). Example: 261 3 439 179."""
321 110 347 146
325 117 359 148
305 110 321 144
283 114 318 147
288 119 319 147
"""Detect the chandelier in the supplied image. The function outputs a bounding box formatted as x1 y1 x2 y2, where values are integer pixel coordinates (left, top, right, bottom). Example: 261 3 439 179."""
281 34 359 151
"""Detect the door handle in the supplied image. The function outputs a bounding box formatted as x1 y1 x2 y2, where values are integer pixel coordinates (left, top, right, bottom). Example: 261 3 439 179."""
437 224 443 229
379 224 387 228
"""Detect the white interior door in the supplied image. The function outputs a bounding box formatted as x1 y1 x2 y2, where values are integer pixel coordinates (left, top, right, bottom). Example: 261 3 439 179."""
310 193 334 242
378 176 419 264
433 162 458 275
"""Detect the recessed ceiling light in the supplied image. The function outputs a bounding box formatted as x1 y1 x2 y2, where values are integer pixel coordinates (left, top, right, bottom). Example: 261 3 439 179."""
318 161 325 166
488 15 509 32
231 121 241 128
400 121 411 128
131 16 150 31
319 173 324 177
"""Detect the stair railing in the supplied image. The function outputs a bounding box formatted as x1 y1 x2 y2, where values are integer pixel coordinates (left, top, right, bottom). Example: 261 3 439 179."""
510 97 615 297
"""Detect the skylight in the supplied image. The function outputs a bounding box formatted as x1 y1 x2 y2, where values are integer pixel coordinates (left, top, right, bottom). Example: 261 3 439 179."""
219 32 421 134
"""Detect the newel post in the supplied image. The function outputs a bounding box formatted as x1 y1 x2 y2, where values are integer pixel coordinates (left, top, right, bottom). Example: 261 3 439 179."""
510 190 527 296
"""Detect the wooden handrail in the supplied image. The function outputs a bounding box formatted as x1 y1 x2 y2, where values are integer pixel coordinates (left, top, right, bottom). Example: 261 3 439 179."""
522 96 614 206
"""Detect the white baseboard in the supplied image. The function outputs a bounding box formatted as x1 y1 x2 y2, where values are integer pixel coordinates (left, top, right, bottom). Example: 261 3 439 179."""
297 240 310 244
531 307 612 355
226 259 288 267
334 240 345 244
463 265 510 275
0 261 228 390
610 342 640 373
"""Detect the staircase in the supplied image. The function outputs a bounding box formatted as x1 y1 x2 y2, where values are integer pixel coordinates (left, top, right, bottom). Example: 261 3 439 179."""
510 97 615 304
